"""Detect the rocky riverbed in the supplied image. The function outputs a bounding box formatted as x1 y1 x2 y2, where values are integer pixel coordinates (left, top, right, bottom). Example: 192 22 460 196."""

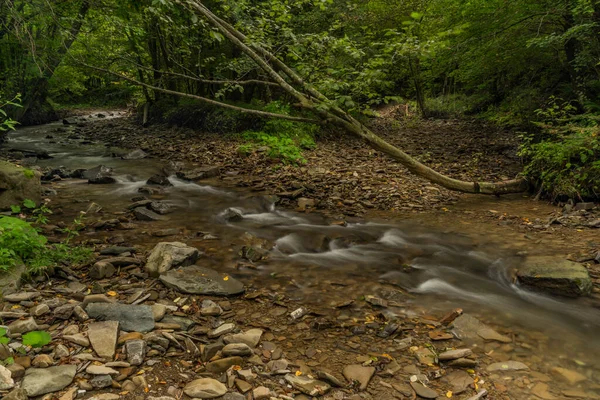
1 112 600 399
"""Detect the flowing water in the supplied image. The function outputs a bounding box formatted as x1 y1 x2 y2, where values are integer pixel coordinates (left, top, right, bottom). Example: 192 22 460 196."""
6 114 600 391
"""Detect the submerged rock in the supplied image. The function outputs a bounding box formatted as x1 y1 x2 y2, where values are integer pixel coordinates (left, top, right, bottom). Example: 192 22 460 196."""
84 165 116 184
159 265 245 296
121 149 148 160
517 256 592 297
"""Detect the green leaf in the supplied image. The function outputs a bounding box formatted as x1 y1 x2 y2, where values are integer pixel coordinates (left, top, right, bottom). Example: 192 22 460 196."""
10 205 21 214
0 337 9 345
21 331 52 348
23 199 36 209
410 12 423 20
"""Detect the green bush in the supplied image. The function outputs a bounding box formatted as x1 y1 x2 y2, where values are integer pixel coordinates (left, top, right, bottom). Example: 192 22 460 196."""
239 101 318 164
0 215 93 273
519 107 600 200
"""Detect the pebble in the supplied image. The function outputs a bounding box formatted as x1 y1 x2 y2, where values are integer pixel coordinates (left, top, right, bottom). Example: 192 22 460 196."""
63 333 90 347
284 373 331 396
86 365 120 375
206 356 244 373
31 303 50 316
253 386 271 399
223 328 263 347
0 364 15 390
8 317 38 334
222 343 253 357
410 381 438 399
208 323 236 338
486 361 529 372
125 339 146 366
90 374 113 389
439 348 473 361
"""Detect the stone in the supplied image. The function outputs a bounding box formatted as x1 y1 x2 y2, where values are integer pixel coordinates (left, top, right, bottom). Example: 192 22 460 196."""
206 356 244 373
88 321 119 359
86 365 120 375
452 314 512 343
54 304 75 319
208 323 236 338
145 242 200 277
486 361 529 372
235 379 252 393
150 201 174 214
0 364 15 390
343 365 375 390
176 166 220 181
531 382 558 400
3 291 40 302
551 367 587 385
439 348 473 361
125 339 146 366
284 374 331 396
89 261 116 279
90 374 113 389
183 378 227 398
20 365 77 396
32 354 53 367
86 303 154 332
73 305 89 322
151 304 167 321
3 388 27 400
85 165 116 184
253 386 270 399
133 207 165 221
6 363 25 380
202 342 224 362
54 344 70 358
222 343 253 357
31 303 50 316
414 347 436 365
223 328 263 347
63 333 90 347
8 317 38 334
222 394 245 400
0 161 41 211
161 265 245 296
517 256 593 297
118 332 144 344
200 299 222 316
147 175 173 186
410 382 438 399
121 149 148 160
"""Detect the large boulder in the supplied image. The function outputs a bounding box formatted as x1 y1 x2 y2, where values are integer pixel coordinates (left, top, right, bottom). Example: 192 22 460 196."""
0 161 41 211
516 256 592 297
83 165 116 184
144 242 200 277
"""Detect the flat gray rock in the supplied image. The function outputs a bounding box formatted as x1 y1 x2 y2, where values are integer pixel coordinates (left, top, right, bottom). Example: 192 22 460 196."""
145 242 199 277
184 378 227 398
159 265 245 296
284 374 331 396
517 256 592 297
21 365 77 396
88 321 119 359
86 303 154 332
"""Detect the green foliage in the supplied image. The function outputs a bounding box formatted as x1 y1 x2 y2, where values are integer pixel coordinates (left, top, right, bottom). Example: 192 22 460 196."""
21 331 52 348
519 111 600 199
0 328 9 345
239 102 318 164
0 95 21 132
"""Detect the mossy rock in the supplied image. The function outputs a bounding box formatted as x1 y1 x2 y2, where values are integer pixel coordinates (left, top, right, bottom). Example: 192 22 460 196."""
0 161 42 211
516 256 592 297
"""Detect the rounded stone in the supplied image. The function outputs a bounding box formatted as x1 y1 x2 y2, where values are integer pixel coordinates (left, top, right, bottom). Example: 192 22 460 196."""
183 378 227 398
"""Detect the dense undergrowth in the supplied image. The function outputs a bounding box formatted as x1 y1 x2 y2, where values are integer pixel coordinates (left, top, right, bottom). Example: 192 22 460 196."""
0 200 93 276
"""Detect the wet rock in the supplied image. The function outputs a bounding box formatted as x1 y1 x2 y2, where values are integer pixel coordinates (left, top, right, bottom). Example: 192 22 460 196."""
439 348 473 361
8 317 38 334
159 265 245 296
20 365 77 396
86 303 154 332
221 207 244 222
122 149 148 160
222 343 252 357
452 314 512 343
89 261 116 279
223 328 263 348
0 364 14 390
206 356 244 373
147 174 172 186
284 373 331 396
410 382 438 399
125 339 146 366
176 166 220 181
152 228 180 237
150 201 174 214
145 242 200 277
184 378 227 398
343 365 375 390
133 207 166 221
551 367 587 385
88 321 119 359
85 165 116 184
517 256 592 297
0 161 42 211
414 347 436 365
486 361 529 372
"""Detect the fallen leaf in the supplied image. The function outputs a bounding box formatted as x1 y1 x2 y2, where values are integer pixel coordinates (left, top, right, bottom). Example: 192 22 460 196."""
107 291 118 297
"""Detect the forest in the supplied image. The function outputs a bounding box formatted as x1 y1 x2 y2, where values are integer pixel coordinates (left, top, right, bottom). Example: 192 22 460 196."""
1 2 600 400
1 0 599 199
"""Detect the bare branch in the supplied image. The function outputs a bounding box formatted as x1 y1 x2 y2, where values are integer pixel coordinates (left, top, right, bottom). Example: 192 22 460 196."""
79 63 321 124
